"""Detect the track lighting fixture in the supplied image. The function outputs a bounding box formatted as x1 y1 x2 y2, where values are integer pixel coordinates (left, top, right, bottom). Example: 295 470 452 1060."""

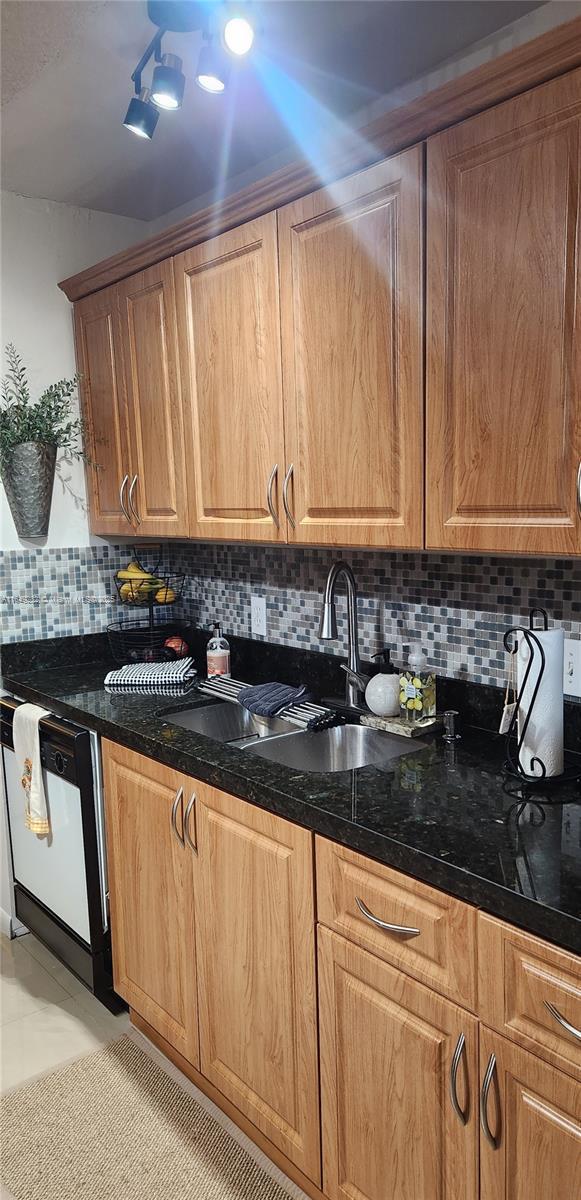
195 42 230 94
123 87 160 139
151 53 185 109
123 3 256 135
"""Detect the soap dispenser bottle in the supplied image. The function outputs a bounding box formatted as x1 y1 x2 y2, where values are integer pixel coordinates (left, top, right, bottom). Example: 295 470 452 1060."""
206 622 231 678
364 649 400 717
399 645 436 723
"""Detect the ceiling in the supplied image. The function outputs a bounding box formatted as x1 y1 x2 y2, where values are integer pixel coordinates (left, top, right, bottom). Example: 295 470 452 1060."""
1 0 545 222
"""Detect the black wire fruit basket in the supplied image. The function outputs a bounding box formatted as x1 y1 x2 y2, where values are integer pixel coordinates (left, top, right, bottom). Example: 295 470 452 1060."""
107 618 192 665
107 545 189 664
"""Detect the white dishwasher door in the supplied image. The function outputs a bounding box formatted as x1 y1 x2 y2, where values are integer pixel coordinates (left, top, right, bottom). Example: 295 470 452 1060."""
4 747 91 944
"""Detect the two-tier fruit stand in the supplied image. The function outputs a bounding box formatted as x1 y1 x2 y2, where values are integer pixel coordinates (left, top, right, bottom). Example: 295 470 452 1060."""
107 546 188 664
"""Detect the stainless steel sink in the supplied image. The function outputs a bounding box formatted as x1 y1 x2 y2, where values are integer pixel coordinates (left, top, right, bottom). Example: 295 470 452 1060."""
241 723 427 773
162 701 293 743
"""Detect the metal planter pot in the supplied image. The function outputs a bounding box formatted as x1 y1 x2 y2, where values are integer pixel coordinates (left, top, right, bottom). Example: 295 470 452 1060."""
2 442 57 537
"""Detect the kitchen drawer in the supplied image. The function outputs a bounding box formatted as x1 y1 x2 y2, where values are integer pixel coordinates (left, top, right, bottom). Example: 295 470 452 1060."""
315 837 477 1009
478 914 581 1082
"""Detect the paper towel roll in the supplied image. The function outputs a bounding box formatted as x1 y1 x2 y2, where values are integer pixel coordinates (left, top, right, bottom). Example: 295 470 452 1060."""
516 628 564 778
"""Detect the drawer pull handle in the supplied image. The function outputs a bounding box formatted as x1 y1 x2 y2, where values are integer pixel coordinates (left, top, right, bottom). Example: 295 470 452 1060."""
544 1000 581 1042
479 1053 499 1150
184 792 197 854
355 895 420 938
449 1032 468 1125
171 787 184 846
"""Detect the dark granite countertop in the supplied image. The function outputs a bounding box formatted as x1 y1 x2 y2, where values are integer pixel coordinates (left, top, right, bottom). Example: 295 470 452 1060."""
2 634 580 956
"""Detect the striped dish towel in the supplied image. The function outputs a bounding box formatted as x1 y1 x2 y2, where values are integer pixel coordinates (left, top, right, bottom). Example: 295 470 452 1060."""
105 658 197 695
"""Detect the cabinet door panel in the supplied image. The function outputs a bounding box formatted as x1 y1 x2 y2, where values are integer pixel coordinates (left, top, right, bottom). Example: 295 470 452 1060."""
102 741 198 1065
479 1027 581 1200
278 148 424 548
427 68 581 554
318 926 478 1200
193 782 320 1183
175 214 286 541
74 286 133 535
117 261 189 537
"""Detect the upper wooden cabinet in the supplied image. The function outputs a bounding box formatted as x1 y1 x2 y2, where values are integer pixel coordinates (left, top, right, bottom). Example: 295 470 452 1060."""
174 213 287 542
74 285 133 536
426 69 581 556
277 147 424 548
116 260 189 538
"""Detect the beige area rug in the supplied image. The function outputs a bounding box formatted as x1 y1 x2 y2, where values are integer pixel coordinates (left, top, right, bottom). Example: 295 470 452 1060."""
1 1035 303 1200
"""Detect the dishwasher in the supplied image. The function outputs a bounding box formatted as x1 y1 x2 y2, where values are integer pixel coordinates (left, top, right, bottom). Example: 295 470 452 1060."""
1 697 120 1011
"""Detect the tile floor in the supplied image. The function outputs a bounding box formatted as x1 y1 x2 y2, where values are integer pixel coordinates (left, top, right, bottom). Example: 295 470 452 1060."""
0 931 129 1095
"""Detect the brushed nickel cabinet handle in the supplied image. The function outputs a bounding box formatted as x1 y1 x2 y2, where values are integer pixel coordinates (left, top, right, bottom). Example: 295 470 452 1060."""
282 463 296 529
544 1000 581 1042
449 1032 468 1125
184 792 197 853
119 474 131 524
479 1053 498 1149
171 787 184 847
355 895 420 938
577 461 581 519
128 474 141 525
266 464 280 528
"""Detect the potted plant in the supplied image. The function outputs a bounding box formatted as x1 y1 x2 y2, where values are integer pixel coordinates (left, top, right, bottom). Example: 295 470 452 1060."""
1 344 88 537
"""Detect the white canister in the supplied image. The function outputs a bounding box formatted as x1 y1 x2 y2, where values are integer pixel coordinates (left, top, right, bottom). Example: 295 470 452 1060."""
364 650 400 717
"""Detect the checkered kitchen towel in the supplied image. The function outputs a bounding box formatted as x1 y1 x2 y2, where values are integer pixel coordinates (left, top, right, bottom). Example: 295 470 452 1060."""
104 658 198 695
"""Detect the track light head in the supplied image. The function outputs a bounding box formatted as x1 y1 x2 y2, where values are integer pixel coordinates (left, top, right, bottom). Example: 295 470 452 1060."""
195 43 230 93
151 53 185 109
123 87 160 138
223 15 254 56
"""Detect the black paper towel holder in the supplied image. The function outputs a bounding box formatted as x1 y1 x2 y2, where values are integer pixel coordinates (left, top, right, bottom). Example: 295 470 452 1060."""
502 608 580 792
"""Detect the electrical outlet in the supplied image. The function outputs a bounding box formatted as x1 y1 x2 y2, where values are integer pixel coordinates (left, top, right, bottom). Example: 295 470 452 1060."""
563 638 581 698
250 594 267 638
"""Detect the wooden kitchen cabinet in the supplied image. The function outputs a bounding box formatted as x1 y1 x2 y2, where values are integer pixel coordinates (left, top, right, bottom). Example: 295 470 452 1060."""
192 781 321 1184
318 926 479 1200
426 68 581 555
174 212 287 542
101 740 199 1066
74 285 133 535
479 1026 581 1200
277 147 424 548
116 260 189 537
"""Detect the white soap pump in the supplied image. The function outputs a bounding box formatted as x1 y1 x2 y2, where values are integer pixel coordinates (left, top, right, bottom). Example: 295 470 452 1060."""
363 649 400 717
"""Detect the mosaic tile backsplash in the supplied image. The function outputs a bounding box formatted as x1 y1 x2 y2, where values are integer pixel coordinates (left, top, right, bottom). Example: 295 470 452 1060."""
2 542 580 689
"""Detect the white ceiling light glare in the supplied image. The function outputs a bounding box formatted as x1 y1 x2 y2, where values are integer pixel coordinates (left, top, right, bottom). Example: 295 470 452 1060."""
223 14 255 57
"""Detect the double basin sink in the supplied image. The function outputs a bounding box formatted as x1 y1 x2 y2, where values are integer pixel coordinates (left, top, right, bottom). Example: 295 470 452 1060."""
163 699 426 774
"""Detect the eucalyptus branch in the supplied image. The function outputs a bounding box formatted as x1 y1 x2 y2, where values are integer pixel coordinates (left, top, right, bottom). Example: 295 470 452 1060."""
0 344 90 473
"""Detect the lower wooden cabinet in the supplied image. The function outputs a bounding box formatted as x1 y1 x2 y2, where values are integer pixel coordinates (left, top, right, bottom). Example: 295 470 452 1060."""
102 742 581 1200
479 1026 581 1200
318 926 479 1200
192 781 321 1184
102 741 199 1066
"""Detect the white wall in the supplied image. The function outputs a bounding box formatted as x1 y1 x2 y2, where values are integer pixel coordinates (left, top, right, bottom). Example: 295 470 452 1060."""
0 191 147 550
